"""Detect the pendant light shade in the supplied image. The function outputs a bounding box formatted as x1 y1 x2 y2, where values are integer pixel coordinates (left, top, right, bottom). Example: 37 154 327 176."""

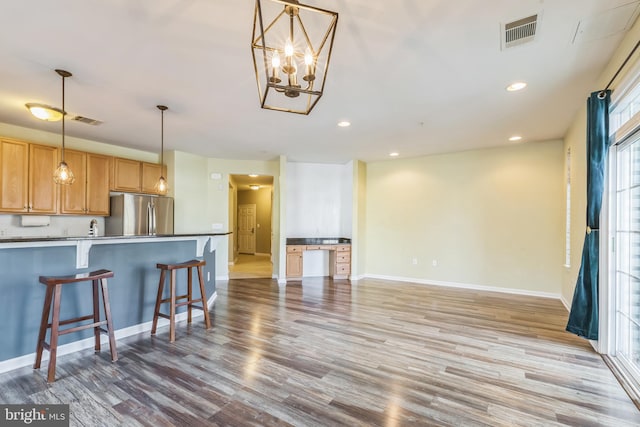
155 105 168 195
53 69 75 185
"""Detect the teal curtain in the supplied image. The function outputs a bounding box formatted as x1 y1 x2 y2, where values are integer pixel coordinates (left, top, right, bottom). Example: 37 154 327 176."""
566 90 611 340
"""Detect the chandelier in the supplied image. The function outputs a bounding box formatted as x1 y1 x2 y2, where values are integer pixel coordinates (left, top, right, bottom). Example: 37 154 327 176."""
251 0 338 114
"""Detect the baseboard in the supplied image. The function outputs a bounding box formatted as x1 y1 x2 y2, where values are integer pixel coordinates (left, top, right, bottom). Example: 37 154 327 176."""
255 253 271 257
277 278 287 285
0 292 218 375
560 294 571 311
349 274 364 281
363 274 561 300
216 275 229 281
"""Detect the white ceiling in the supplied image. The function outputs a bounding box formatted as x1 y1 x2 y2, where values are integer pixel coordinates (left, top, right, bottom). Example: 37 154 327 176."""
0 0 637 164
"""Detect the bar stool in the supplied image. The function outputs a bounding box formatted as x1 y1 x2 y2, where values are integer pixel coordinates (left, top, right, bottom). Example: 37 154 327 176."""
34 269 118 383
151 259 211 342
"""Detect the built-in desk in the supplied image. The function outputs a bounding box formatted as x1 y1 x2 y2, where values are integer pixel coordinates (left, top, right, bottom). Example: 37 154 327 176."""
286 238 351 281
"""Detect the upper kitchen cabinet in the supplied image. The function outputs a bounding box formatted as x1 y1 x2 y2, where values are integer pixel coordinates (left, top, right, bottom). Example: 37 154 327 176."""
112 157 165 195
0 139 57 214
141 162 164 194
111 157 141 192
60 150 110 215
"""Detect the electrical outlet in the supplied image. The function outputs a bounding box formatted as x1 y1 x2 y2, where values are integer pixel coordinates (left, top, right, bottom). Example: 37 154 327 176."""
207 272 211 281
412 257 418 265
432 259 438 267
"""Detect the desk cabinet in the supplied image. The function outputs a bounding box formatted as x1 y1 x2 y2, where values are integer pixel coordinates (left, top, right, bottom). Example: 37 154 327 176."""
286 244 351 281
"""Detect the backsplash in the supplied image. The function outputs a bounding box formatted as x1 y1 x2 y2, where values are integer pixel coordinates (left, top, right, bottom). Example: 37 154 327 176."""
0 215 105 238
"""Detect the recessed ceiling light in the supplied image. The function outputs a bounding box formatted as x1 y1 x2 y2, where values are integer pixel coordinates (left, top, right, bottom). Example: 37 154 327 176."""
509 135 523 142
389 152 399 157
248 174 259 177
249 184 260 191
506 82 527 92
337 121 351 127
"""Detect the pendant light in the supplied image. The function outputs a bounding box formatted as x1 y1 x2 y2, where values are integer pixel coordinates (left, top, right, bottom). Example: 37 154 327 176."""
155 105 168 195
53 69 75 185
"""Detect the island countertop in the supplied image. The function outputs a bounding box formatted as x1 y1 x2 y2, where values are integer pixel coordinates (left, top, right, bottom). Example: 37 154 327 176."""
0 232 231 269
0 232 231 244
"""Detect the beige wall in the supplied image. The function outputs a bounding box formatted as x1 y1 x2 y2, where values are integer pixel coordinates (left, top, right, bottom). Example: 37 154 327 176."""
237 187 273 255
365 141 565 294
352 160 367 279
562 18 640 305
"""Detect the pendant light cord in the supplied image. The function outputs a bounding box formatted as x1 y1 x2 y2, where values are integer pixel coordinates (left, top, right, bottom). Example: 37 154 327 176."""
61 73 65 161
160 108 164 166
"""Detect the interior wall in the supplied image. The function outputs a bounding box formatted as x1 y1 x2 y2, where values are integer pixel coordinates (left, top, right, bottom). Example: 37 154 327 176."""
365 140 565 294
228 177 237 264
286 162 353 238
237 187 272 255
562 17 640 306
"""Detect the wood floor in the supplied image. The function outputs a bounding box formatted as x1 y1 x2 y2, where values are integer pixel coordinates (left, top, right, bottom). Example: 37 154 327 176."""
1 277 639 426
228 254 273 279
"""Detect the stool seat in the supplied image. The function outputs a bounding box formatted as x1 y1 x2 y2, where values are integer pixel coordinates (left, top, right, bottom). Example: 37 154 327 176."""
152 259 211 342
39 269 114 285
156 259 205 271
34 269 118 382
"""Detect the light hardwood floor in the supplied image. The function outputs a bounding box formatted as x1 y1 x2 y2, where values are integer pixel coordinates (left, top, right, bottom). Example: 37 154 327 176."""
1 277 639 426
229 254 273 279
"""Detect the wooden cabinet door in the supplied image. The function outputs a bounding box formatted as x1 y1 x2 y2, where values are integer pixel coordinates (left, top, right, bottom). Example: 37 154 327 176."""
112 157 141 192
286 251 303 278
86 153 110 215
60 150 87 214
0 139 29 212
141 162 163 194
29 144 58 214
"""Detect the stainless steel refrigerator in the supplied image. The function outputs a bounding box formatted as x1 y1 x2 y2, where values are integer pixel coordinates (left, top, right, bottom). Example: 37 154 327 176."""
105 194 174 236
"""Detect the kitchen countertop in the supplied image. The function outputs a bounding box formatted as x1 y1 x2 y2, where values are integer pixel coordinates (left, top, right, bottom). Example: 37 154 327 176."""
286 237 351 245
0 232 231 243
0 232 232 268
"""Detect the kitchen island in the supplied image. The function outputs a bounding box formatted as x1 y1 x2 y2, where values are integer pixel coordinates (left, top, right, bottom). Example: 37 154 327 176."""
0 233 230 372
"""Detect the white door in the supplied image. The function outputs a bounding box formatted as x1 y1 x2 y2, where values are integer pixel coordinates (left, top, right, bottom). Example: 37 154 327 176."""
238 204 256 254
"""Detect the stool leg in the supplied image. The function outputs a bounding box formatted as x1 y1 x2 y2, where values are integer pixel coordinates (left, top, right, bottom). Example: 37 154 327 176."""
197 265 212 329
151 269 166 336
93 279 101 352
187 267 193 324
34 286 53 370
100 278 118 362
169 270 177 342
47 284 63 383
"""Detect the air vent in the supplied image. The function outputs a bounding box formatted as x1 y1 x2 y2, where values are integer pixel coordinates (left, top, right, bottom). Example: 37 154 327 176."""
502 14 539 50
71 115 103 126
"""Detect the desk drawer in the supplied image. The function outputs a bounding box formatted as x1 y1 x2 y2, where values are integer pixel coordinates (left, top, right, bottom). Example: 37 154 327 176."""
335 263 350 275
335 245 351 252
287 245 305 253
336 253 350 263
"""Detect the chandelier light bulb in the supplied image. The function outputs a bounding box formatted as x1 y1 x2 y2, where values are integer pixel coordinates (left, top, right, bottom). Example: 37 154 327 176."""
272 50 281 68
284 39 294 57
304 47 313 65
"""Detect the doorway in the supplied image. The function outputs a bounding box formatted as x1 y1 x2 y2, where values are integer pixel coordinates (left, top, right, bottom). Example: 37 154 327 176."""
228 174 274 279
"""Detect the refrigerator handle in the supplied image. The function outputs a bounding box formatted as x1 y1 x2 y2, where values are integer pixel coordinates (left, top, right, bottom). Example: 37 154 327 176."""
147 202 152 235
151 203 157 235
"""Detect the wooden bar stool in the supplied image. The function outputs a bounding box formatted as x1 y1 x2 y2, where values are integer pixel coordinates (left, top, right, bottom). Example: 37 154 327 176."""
34 269 118 383
151 259 211 342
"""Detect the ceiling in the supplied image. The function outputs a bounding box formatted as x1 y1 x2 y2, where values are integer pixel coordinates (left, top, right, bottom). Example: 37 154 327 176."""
0 0 638 164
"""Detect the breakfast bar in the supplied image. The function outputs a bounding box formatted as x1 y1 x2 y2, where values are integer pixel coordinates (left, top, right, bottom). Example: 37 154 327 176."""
0 233 229 371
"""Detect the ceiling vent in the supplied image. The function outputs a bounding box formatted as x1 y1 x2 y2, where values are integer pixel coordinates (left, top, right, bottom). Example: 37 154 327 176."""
71 115 103 126
501 14 539 50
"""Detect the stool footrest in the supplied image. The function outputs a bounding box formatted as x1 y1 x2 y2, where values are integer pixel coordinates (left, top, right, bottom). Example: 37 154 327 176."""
58 320 107 336
156 313 170 320
49 314 94 328
159 293 190 304
175 299 203 308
